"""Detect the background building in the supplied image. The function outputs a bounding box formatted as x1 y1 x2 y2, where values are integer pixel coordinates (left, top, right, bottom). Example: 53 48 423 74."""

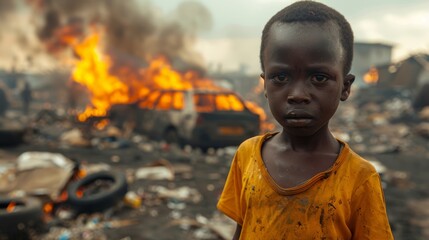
352 42 393 86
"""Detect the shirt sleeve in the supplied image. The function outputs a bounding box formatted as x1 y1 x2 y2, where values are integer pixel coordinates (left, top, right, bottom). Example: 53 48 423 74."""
217 152 245 225
350 173 394 240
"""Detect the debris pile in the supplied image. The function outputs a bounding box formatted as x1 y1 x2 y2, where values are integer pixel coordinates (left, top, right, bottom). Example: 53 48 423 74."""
0 87 428 239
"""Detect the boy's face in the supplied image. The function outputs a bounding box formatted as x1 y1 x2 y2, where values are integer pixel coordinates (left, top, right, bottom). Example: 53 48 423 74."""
261 21 353 137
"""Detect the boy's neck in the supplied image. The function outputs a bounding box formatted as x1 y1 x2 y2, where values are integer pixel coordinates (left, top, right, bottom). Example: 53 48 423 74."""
278 127 339 154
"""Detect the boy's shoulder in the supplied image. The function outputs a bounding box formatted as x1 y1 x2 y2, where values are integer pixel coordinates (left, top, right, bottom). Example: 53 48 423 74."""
236 133 274 152
341 143 380 179
232 133 271 164
239 134 265 146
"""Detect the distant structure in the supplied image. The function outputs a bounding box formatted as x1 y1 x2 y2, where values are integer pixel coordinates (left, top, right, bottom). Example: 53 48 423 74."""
351 42 393 86
375 54 429 88
374 54 429 109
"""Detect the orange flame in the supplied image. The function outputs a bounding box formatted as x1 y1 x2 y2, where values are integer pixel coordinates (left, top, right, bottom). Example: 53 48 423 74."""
6 202 16 212
76 189 84 198
69 30 270 130
364 66 379 84
43 203 53 213
245 101 275 131
58 191 68 202
73 33 129 121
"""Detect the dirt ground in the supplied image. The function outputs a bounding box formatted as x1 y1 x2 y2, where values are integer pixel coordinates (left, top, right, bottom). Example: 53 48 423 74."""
2 128 429 240
3 141 236 240
1 89 429 240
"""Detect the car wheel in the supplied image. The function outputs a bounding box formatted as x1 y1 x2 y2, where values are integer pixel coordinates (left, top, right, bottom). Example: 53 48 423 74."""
67 171 128 213
0 197 44 239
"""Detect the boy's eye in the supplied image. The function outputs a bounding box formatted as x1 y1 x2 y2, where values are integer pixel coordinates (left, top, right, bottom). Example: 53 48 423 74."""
270 74 289 83
311 74 329 83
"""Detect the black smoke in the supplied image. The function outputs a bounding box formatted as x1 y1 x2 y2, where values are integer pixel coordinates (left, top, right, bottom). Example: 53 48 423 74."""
31 0 213 73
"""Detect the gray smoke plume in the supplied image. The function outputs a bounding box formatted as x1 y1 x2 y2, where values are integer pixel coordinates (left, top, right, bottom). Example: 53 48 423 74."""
30 0 213 74
0 0 17 18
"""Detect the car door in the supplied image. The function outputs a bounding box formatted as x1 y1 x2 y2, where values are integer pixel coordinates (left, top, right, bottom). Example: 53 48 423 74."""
135 91 165 136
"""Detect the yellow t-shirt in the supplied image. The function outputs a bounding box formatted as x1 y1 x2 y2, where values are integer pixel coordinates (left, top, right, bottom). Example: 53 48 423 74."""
217 133 393 240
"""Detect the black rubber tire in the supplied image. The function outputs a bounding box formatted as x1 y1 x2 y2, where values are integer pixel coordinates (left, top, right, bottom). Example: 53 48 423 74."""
0 129 26 147
67 171 128 213
0 197 44 239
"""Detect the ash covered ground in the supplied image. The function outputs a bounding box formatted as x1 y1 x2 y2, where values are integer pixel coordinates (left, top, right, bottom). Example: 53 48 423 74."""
1 88 429 240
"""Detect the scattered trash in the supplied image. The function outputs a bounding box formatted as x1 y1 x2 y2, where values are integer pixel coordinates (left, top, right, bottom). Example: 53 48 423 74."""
111 155 121 163
40 219 137 239
407 199 429 239
83 163 112 175
206 184 215 191
418 106 429 120
368 144 401 154
124 191 142 209
58 230 71 240
0 83 428 239
193 227 217 239
204 155 219 164
16 151 74 171
139 142 155 152
384 170 412 189
415 123 429 139
151 186 202 203
167 199 186 210
60 128 91 147
0 152 75 200
169 213 235 240
135 159 175 181
207 212 236 240
55 206 74 220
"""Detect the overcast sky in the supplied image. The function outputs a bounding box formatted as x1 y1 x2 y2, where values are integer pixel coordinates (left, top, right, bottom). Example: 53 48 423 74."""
156 0 429 42
153 0 429 73
1 0 427 74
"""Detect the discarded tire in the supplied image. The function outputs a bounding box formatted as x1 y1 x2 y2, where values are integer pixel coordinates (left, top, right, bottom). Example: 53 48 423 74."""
0 197 44 239
67 171 128 213
0 128 26 147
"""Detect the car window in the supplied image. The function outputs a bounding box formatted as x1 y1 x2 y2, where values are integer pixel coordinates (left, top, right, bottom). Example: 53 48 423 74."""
215 94 245 111
154 91 185 110
194 93 245 112
138 91 161 109
155 92 173 110
172 92 185 110
194 94 215 112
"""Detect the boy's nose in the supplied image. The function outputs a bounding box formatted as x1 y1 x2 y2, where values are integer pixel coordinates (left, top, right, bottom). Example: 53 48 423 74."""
287 82 311 104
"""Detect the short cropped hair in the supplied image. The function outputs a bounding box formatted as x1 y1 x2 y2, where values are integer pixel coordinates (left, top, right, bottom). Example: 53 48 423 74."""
260 1 354 74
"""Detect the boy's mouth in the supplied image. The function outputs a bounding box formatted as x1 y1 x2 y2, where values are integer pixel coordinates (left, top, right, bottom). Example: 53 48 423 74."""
284 111 313 126
285 118 312 126
285 110 313 119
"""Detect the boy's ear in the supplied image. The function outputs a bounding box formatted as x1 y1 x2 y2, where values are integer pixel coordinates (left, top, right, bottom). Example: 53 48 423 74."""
260 73 267 98
340 74 355 101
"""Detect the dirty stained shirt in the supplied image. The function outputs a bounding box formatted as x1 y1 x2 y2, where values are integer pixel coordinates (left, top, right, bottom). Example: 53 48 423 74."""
217 133 394 240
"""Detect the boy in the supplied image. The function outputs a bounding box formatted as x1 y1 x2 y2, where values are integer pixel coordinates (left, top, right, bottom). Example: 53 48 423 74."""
217 1 394 239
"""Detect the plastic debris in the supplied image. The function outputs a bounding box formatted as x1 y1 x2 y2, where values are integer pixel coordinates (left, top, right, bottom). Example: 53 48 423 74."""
124 191 142 209
135 159 175 181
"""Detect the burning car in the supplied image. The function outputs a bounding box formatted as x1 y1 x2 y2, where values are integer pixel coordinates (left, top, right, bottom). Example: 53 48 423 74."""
58 33 269 143
108 89 260 150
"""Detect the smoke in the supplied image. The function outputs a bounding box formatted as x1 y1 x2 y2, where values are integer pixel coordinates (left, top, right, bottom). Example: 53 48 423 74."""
28 0 213 73
0 0 46 71
0 0 17 19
